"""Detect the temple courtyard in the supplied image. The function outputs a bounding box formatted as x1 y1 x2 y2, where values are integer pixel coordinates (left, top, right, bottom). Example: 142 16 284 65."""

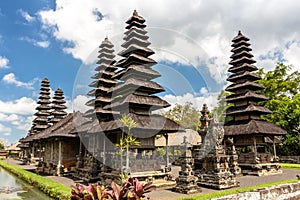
4 158 300 200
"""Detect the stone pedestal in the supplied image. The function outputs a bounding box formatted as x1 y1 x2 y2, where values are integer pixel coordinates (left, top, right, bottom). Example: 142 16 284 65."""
195 117 239 190
173 140 201 194
195 147 239 189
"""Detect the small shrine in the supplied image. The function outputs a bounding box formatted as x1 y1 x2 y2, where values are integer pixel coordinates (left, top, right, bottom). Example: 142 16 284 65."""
173 136 200 194
224 31 287 176
194 105 239 189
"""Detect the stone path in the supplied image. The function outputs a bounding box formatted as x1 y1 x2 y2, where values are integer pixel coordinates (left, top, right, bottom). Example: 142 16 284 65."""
4 158 300 200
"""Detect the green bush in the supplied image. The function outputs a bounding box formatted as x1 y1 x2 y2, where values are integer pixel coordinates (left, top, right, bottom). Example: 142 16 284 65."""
0 160 70 199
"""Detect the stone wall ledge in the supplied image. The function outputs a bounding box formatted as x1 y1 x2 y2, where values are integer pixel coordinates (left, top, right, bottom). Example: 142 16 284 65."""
213 181 300 200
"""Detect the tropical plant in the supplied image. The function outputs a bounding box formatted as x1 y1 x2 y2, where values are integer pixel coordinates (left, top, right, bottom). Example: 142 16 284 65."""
70 177 156 200
118 114 140 172
257 63 300 155
71 183 106 200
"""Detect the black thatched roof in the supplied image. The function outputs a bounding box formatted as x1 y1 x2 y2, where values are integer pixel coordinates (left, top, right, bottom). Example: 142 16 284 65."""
119 44 154 57
113 65 160 80
228 63 258 73
111 78 165 95
115 53 156 68
226 104 272 116
86 113 183 137
226 91 268 103
224 120 286 136
108 94 170 110
227 71 260 82
126 10 146 24
22 112 88 142
231 45 252 53
224 31 287 138
225 81 264 92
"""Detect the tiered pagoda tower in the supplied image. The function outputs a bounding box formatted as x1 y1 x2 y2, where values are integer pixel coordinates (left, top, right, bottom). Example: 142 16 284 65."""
224 31 286 176
85 37 118 121
30 78 52 134
50 88 67 124
74 37 118 182
98 10 181 176
109 10 169 115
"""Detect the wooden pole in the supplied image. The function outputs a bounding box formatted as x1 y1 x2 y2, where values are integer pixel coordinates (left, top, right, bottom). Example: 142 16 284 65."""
164 133 169 167
57 140 62 176
103 137 106 165
273 136 277 158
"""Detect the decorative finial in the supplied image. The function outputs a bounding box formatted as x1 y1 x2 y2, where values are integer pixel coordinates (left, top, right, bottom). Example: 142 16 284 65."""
238 30 242 35
104 36 108 41
133 9 138 16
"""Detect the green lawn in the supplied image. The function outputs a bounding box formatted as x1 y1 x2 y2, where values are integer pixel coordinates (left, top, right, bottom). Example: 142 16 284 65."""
280 163 300 170
0 160 71 200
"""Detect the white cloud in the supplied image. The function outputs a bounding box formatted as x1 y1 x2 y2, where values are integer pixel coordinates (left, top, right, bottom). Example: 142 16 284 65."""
18 9 35 22
20 37 50 48
0 56 9 69
37 0 300 82
161 92 219 111
0 97 36 115
0 123 12 133
68 95 91 113
0 113 19 122
2 73 39 89
282 41 300 71
199 87 208 95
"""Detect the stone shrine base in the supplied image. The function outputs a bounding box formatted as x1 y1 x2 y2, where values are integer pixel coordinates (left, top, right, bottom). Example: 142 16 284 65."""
197 172 239 189
239 162 283 176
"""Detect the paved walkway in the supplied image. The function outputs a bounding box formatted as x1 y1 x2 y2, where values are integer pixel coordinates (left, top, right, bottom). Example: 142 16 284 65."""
4 158 300 200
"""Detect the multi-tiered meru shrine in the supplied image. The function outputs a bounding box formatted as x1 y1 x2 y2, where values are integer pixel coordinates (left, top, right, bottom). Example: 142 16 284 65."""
75 10 182 182
224 31 287 176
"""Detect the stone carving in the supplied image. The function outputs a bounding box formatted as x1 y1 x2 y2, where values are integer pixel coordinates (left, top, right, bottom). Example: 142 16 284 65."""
194 105 239 189
173 136 201 194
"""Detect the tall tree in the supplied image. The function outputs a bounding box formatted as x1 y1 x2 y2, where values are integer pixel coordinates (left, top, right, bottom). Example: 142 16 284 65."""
163 102 201 131
258 63 300 155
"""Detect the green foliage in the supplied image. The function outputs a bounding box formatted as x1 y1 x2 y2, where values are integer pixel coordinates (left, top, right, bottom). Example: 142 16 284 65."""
118 114 140 172
212 90 232 123
0 160 70 199
258 63 300 156
0 137 8 150
178 178 299 200
71 183 106 200
0 143 4 150
163 102 201 131
156 147 166 158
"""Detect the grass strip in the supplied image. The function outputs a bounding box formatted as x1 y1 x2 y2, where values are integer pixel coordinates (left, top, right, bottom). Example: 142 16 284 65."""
280 163 300 170
0 159 71 200
177 179 299 200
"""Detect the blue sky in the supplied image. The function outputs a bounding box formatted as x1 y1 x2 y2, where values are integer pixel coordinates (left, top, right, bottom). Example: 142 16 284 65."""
1 0 300 144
